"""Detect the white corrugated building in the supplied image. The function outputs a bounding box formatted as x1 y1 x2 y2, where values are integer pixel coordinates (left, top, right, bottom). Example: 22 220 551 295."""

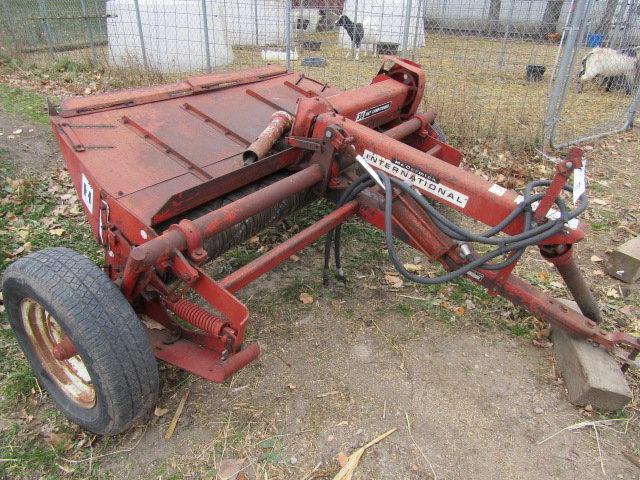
107 0 234 72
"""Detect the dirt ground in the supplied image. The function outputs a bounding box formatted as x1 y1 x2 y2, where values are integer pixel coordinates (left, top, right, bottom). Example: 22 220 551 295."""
1 106 640 479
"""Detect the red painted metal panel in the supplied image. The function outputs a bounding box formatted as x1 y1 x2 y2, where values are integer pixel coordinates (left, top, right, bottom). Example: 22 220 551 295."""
52 68 342 232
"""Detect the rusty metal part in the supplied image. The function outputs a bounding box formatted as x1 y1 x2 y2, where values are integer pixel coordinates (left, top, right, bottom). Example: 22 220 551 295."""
221 200 359 292
243 111 294 165
20 299 95 408
52 336 78 361
164 298 226 337
121 164 325 298
162 173 310 260
43 56 640 389
383 110 437 140
541 245 604 323
533 147 583 224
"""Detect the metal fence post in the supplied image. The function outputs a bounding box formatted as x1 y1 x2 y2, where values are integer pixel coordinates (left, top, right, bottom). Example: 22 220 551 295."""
93 0 107 40
625 85 640 129
352 0 359 59
497 0 516 70
410 0 425 60
543 0 590 147
132 0 148 68
608 0 628 49
285 0 292 69
0 0 18 50
36 0 55 58
401 0 414 56
79 0 97 63
254 0 259 46
201 0 212 72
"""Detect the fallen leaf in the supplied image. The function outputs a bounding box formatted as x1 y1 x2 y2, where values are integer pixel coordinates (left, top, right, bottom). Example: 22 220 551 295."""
332 428 397 480
590 255 603 262
384 274 403 288
536 270 549 283
10 242 31 257
290 254 300 262
299 292 313 304
403 263 422 273
606 287 620 299
154 406 169 417
549 281 564 289
142 318 165 330
218 458 246 480
286 383 297 390
43 431 72 449
49 227 65 236
619 305 633 316
337 451 349 467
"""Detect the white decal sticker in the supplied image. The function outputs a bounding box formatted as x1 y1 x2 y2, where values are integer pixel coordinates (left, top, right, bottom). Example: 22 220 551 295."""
355 102 391 122
573 160 586 205
489 183 507 196
514 196 578 229
81 173 94 214
363 149 469 208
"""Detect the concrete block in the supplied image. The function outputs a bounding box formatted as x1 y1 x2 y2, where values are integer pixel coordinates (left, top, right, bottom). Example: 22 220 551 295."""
551 299 632 411
605 236 640 283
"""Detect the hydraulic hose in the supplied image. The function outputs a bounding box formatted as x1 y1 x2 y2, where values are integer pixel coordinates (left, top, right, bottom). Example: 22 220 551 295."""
324 168 588 286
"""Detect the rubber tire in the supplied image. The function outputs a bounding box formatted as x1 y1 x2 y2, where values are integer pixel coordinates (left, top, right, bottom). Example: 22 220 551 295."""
431 122 447 143
2 247 159 436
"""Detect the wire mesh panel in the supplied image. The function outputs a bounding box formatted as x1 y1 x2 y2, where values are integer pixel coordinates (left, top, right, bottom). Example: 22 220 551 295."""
0 0 637 148
0 1 107 61
409 0 568 146
546 0 640 148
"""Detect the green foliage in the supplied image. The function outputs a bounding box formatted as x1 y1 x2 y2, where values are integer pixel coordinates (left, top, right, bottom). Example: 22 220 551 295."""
0 84 48 124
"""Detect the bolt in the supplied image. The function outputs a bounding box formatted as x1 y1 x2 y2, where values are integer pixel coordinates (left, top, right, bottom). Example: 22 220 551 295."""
325 131 332 139
565 161 573 169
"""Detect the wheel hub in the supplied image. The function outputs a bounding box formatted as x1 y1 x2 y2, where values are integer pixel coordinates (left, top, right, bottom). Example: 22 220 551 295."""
20 299 95 409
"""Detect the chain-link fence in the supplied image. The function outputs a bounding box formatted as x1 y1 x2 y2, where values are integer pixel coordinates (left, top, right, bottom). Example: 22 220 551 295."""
544 0 640 147
0 0 638 148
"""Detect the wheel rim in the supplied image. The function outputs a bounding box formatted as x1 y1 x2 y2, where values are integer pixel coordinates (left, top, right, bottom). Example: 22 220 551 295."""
20 298 96 409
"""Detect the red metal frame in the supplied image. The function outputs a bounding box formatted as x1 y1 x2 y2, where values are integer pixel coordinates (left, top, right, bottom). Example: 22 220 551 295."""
48 58 640 383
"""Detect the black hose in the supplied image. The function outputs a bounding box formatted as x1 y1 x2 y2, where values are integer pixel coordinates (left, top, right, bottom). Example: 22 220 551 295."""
379 171 587 284
323 166 587 286
323 174 373 284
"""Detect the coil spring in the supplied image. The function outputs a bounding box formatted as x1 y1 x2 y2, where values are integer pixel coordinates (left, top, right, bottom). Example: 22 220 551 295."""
165 299 221 335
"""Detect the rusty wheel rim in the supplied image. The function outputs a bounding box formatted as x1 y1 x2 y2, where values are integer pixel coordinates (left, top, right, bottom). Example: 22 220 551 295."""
20 298 96 409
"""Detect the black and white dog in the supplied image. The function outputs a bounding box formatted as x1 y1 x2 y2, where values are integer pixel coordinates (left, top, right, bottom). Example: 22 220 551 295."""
335 15 376 60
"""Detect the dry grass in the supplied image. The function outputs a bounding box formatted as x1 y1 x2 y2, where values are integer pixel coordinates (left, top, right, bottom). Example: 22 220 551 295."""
8 30 636 150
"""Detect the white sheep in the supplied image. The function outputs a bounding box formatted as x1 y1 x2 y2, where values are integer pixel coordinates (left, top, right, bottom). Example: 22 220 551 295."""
578 47 639 94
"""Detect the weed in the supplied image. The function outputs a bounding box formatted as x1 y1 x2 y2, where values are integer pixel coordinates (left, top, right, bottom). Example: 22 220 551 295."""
508 323 531 338
0 84 48 124
395 302 413 317
0 425 59 479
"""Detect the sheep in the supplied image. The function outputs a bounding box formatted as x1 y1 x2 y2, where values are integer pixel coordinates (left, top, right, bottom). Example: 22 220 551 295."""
577 47 639 94
335 15 377 61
